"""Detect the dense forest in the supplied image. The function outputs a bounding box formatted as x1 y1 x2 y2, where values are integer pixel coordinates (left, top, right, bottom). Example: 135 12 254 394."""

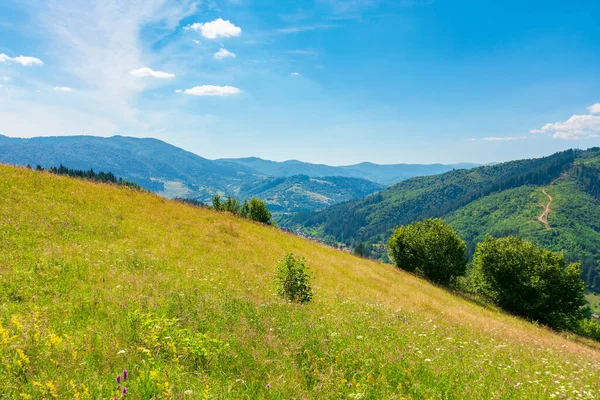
33 164 143 190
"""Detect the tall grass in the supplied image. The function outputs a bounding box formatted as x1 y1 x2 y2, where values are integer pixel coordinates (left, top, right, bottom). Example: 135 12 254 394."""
1 165 599 399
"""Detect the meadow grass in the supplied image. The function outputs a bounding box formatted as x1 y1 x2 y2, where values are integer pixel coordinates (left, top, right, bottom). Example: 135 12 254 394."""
1 164 600 399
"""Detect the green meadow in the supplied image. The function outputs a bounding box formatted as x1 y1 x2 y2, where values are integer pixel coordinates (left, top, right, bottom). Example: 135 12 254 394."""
1 165 599 399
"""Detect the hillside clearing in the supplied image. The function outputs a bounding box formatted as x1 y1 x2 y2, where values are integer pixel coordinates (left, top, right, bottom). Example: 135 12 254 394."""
1 165 599 399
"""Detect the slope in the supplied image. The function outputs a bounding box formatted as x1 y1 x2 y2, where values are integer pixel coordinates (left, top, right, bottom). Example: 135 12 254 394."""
1 164 599 399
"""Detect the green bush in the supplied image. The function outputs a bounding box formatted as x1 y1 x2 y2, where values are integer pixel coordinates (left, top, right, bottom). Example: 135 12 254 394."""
471 236 586 329
387 218 467 285
276 253 313 303
248 198 272 224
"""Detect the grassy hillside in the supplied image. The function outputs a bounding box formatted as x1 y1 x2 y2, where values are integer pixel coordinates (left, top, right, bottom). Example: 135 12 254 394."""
1 165 600 399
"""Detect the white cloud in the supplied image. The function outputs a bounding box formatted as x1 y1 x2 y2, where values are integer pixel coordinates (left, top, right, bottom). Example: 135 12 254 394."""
54 86 73 92
129 67 176 79
185 18 241 39
1 76 10 82
482 136 528 141
180 85 241 96
192 39 201 45
213 48 236 60
288 49 318 56
531 114 600 140
291 72 300 76
588 103 600 114
0 53 43 66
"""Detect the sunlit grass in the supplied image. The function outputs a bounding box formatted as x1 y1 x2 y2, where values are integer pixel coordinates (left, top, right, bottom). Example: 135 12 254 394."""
1 165 599 399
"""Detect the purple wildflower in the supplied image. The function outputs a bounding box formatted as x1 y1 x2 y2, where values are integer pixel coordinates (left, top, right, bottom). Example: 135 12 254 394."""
266 383 271 389
123 370 128 380
116 375 121 384
122 387 128 395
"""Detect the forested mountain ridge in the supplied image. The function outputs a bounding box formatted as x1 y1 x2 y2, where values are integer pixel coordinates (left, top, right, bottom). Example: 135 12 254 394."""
281 148 600 291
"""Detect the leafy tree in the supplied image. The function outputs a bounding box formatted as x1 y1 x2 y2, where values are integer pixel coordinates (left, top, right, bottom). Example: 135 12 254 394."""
211 194 223 211
387 218 467 285
354 242 367 257
276 252 313 303
223 195 240 215
239 200 250 218
248 198 272 224
471 236 586 329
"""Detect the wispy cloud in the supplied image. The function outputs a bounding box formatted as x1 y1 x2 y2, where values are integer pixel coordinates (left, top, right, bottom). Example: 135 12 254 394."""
130 67 176 79
54 86 73 92
185 18 242 39
213 48 236 60
482 136 528 141
588 103 600 114
27 0 196 127
0 53 43 66
275 24 337 35
180 85 241 96
287 49 318 56
291 72 301 76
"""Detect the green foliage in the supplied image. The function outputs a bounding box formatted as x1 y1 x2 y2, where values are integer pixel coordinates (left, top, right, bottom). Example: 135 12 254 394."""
471 236 587 329
248 197 272 224
353 242 367 257
388 218 467 285
211 194 223 211
239 199 250 218
223 195 240 215
36 164 143 190
276 253 313 303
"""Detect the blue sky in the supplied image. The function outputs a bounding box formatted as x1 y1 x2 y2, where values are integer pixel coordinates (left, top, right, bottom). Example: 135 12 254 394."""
1 0 599 165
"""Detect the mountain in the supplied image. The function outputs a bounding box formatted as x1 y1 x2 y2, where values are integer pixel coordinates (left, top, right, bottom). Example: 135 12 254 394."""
240 175 384 212
220 156 480 186
0 135 379 212
1 163 599 398
281 148 600 291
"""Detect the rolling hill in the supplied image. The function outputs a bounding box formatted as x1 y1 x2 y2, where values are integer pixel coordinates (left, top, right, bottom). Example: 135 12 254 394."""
1 164 599 398
282 148 600 291
220 156 479 186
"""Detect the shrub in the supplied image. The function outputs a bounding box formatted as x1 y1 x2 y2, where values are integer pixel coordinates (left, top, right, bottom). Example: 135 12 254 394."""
471 236 586 329
387 218 467 285
248 198 272 224
276 253 313 303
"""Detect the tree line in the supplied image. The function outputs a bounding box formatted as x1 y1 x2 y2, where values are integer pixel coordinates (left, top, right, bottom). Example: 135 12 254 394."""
30 164 143 190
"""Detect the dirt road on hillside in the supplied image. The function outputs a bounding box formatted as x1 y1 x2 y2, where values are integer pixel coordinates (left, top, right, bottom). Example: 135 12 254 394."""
537 188 552 230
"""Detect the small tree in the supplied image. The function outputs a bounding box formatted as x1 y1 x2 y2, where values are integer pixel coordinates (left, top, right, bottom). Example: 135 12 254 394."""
239 200 250 218
354 242 367 257
471 236 586 329
276 253 313 303
223 195 240 215
211 194 223 211
387 218 467 285
248 198 272 224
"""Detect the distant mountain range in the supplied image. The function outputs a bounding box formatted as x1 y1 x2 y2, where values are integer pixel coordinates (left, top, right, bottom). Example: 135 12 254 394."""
0 134 477 212
281 148 600 292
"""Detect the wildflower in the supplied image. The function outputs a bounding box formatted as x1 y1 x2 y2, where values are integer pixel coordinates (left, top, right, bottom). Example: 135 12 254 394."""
117 350 126 355
116 375 121 384
122 387 128 395
184 390 193 395
123 370 129 380
266 383 271 389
